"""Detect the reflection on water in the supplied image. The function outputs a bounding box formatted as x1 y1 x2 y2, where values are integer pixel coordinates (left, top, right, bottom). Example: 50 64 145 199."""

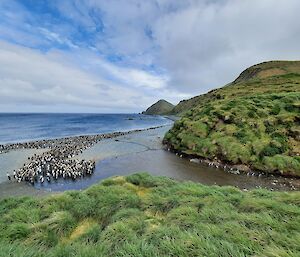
34 126 298 192
34 149 297 192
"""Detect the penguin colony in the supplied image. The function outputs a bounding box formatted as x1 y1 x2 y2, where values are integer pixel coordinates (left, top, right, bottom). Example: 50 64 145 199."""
2 126 161 185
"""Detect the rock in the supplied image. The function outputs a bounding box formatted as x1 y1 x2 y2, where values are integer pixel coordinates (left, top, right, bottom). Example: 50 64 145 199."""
190 158 200 164
228 169 240 175
232 164 251 172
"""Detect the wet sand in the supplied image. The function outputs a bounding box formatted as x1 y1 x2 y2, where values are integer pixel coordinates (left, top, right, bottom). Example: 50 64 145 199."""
0 148 52 198
1 125 299 199
0 126 164 198
0 181 54 198
36 126 300 192
0 148 47 183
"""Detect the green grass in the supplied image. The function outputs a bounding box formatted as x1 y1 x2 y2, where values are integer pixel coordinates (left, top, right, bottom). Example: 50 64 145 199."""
0 173 299 256
165 61 300 176
142 99 174 115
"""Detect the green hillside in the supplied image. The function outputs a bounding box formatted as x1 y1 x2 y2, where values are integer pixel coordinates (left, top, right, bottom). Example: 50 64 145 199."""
164 61 300 176
1 173 299 257
142 99 174 115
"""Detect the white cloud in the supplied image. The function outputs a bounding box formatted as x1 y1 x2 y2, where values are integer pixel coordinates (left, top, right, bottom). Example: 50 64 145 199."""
1 0 300 112
98 61 168 89
38 28 79 49
0 41 173 112
152 0 300 92
78 0 300 94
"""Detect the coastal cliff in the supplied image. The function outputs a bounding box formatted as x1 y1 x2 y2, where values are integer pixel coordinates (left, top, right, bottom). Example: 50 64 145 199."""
164 61 300 176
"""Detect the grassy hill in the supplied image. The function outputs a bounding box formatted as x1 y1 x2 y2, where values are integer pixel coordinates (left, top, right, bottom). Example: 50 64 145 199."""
142 99 174 115
164 61 300 176
0 173 299 257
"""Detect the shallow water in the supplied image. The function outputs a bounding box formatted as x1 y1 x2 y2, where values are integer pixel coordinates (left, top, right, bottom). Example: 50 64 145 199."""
31 126 299 192
0 148 51 198
0 148 47 183
0 126 298 198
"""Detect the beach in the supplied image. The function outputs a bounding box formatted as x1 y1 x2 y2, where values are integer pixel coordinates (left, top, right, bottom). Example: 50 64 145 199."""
1 125 299 199
0 125 167 198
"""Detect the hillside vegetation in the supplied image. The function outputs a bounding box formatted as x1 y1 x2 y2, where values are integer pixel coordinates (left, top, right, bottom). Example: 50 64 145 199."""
1 173 300 257
142 99 174 115
164 61 300 176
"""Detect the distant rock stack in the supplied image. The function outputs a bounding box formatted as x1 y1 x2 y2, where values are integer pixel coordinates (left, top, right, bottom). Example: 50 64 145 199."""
142 99 174 115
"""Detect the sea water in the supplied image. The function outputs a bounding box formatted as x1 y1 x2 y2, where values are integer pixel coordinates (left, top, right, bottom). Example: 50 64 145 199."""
0 113 172 144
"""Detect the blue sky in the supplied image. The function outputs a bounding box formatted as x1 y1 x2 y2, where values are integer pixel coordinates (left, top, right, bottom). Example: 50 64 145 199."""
0 0 300 112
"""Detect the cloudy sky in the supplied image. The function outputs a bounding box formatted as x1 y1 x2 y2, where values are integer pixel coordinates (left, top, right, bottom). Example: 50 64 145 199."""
0 0 300 113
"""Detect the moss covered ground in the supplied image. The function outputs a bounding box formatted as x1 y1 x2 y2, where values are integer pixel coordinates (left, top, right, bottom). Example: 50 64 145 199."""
165 61 300 176
0 173 300 257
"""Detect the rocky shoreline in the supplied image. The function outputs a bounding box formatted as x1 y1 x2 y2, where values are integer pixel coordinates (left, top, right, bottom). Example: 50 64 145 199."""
163 143 300 189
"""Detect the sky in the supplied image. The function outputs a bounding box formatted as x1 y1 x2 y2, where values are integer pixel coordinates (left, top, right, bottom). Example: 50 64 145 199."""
0 0 300 113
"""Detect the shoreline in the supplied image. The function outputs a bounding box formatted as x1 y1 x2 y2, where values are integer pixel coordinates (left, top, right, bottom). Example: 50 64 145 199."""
0 125 173 198
0 124 169 153
1 124 299 199
163 141 300 180
1 124 171 188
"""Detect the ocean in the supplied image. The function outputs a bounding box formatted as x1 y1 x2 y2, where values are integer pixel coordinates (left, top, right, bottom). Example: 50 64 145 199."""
0 113 172 144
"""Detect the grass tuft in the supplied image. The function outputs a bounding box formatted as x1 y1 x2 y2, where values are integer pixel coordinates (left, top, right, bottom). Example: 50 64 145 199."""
0 173 299 256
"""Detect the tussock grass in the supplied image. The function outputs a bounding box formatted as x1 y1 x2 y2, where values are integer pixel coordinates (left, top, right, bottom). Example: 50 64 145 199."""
165 61 300 176
0 173 299 256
